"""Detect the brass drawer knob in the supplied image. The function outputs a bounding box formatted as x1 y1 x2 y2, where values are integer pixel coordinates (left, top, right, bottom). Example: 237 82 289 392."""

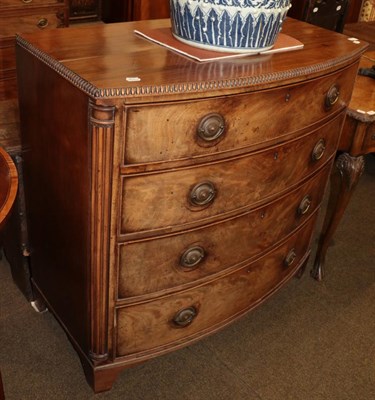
180 246 205 269
172 306 197 327
311 138 326 161
22 0 33 3
325 85 340 109
189 181 216 206
197 113 225 142
37 18 49 29
284 249 297 268
297 195 312 216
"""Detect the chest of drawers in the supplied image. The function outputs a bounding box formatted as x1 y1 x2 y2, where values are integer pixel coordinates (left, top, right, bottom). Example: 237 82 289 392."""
0 0 68 153
15 18 367 392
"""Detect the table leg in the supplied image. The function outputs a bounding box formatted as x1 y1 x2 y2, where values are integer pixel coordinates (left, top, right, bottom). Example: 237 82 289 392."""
311 153 365 281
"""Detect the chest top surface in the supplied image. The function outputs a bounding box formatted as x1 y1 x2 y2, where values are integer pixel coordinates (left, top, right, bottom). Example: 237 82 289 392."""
15 18 368 102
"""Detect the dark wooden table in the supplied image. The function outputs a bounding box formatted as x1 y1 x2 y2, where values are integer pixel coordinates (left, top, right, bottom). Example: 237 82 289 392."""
312 50 375 280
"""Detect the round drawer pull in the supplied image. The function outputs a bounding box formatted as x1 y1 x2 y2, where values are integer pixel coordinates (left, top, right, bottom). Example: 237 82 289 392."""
180 246 205 269
311 138 326 162
22 0 33 4
325 85 340 109
189 181 216 206
197 113 225 142
37 18 49 29
284 249 297 268
172 306 197 327
297 195 312 216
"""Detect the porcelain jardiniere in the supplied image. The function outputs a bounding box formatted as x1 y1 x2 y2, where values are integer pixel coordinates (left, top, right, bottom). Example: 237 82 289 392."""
170 0 292 53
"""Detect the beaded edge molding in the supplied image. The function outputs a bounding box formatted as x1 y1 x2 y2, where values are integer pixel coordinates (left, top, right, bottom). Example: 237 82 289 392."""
16 34 361 100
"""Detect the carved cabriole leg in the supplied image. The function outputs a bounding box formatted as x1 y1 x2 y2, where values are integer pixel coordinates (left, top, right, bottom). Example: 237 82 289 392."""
312 153 365 281
88 101 115 372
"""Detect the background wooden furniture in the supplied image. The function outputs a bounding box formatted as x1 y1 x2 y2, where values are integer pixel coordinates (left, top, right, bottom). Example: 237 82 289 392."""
0 147 17 229
0 145 18 312
313 50 375 279
15 18 366 392
69 0 101 23
345 0 368 22
0 0 69 301
102 0 169 22
287 0 350 32
0 0 69 154
287 0 374 31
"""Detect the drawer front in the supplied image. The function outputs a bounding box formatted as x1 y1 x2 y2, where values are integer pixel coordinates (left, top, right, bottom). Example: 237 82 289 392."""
118 163 331 299
0 11 65 38
120 113 344 235
123 64 357 165
116 215 316 357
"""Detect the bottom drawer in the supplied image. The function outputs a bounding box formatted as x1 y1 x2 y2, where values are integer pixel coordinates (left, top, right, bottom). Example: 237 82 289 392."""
116 213 317 357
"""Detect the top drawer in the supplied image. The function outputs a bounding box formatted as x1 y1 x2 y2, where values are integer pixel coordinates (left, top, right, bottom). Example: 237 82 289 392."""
123 63 358 166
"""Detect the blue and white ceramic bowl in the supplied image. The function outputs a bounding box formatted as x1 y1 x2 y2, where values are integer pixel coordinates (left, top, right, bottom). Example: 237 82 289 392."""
170 0 292 53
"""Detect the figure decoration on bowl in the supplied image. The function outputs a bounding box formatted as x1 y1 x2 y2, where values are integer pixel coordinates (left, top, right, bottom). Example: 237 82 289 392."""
170 0 292 53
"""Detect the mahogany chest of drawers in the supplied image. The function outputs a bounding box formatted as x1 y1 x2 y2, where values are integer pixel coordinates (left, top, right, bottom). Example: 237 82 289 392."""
15 18 367 392
0 0 68 153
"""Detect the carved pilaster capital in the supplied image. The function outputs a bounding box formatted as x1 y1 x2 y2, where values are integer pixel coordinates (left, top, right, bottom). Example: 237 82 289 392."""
89 101 115 128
